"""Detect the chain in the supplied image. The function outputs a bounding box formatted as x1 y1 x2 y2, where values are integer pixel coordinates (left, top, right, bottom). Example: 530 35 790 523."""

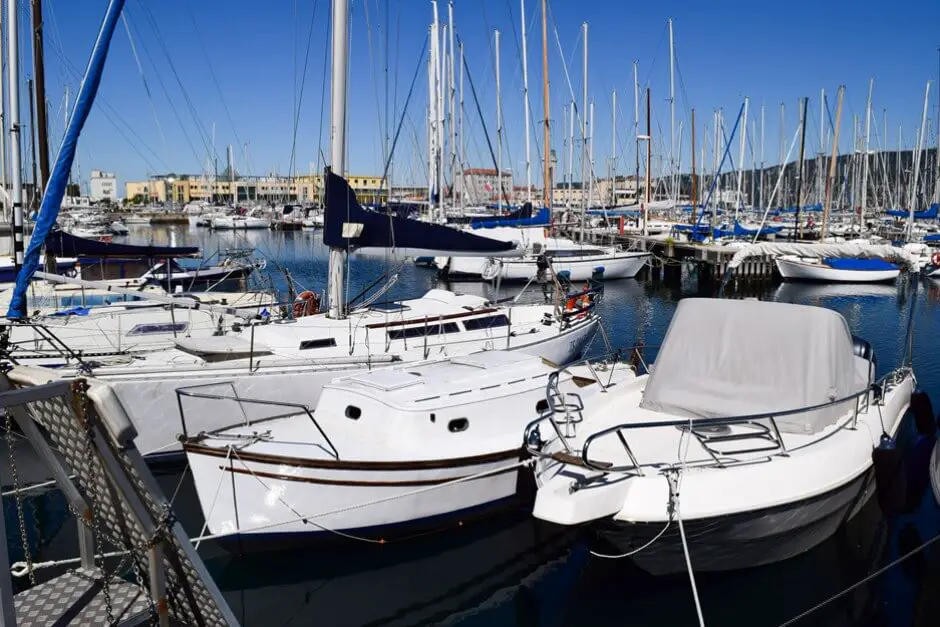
5 409 36 585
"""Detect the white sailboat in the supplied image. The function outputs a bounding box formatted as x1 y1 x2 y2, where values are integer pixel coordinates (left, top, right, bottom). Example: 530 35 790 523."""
732 241 915 283
183 350 637 541
526 298 915 574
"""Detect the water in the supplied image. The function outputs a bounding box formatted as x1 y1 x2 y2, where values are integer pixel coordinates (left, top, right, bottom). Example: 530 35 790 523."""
28 225 940 625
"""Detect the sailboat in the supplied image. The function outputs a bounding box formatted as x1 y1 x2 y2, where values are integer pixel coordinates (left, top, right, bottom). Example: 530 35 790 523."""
0 0 599 463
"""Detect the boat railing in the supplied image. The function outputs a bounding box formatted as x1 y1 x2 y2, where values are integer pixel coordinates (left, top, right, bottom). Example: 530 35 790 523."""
175 381 339 460
526 365 902 475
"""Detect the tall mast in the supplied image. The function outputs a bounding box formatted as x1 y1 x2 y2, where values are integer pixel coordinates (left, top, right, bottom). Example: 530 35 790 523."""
540 0 550 210
8 0 24 269
30 0 49 194
817 88 825 204
520 0 531 203
567 101 573 208
0 8 6 222
580 21 587 239
587 99 594 214
494 29 502 212
633 60 639 208
644 87 651 236
794 97 808 240
822 86 844 239
326 0 349 319
448 1 456 208
668 18 675 204
908 81 931 240
610 89 617 206
759 103 765 212
935 47 940 203
690 108 696 224
27 78 37 211
734 97 749 224
861 78 873 230
458 41 464 212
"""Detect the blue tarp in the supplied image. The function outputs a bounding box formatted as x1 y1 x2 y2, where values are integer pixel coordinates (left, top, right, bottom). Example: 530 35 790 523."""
47 306 91 317
823 258 898 271
884 203 939 220
323 170 515 253
7 0 127 319
733 222 784 237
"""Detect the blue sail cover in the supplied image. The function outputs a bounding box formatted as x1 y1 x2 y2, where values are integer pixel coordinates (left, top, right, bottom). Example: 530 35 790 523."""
824 258 898 271
7 0 126 319
46 228 199 258
925 233 940 242
470 204 550 229
323 170 515 253
586 208 641 217
733 222 784 237
884 203 939 220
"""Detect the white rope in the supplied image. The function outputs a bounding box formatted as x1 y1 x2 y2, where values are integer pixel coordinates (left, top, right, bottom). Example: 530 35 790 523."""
191 456 536 543
589 520 670 559
676 417 706 627
193 446 233 550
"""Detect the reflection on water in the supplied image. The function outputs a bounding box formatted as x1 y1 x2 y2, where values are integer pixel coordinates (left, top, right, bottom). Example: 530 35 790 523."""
22 225 940 625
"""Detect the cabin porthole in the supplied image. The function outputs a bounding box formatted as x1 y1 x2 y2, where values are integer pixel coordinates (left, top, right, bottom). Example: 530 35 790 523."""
448 418 469 433
430 413 436 423
535 400 549 413
345 406 361 420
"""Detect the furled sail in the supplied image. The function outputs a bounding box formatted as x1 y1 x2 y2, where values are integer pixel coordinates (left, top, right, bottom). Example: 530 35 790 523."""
46 228 199 259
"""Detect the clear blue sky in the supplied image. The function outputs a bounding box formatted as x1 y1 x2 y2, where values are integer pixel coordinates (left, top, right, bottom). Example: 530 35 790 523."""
30 0 940 192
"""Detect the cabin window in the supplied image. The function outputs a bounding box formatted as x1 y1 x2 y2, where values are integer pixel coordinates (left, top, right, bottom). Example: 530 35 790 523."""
462 315 510 331
127 322 188 336
345 406 361 420
299 338 338 350
387 322 460 340
535 399 549 413
448 418 469 433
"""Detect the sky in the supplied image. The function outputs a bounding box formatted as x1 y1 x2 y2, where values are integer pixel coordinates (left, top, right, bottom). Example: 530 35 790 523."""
22 0 940 193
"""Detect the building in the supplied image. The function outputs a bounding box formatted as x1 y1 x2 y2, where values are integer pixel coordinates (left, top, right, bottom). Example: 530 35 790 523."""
461 168 513 205
124 172 386 206
90 170 117 201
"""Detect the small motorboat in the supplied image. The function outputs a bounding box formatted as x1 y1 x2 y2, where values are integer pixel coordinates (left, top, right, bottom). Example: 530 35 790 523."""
140 257 257 288
527 298 915 574
182 351 637 543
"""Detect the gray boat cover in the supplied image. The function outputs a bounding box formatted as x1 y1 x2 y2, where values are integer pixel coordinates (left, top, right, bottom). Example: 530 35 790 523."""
640 298 862 434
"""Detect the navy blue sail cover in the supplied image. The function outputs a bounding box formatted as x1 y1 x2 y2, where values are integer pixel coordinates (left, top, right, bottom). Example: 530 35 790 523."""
323 170 515 253
46 228 199 258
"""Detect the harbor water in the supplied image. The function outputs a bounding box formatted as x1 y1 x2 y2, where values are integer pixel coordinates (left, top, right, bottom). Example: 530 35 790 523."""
22 225 940 626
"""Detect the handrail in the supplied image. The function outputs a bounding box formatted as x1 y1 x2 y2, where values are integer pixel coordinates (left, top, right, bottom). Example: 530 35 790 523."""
175 382 339 460
526 361 899 475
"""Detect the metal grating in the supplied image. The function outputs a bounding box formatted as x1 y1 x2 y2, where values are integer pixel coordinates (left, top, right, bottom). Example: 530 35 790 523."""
17 377 233 626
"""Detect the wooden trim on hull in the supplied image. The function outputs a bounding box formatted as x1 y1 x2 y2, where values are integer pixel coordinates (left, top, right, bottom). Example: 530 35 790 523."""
184 442 524 471
223 462 522 487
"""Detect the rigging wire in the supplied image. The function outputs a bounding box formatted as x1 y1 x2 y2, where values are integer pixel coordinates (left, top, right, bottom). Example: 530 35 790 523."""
286 0 322 182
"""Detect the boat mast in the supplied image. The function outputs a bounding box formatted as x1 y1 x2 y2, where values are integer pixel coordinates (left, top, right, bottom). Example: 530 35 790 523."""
30 0 49 197
0 9 6 225
633 61 639 209
579 21 587 241
448 1 456 211
644 87 651 236
935 47 940 203
734 97 749 224
778 102 785 206
861 79 872 232
821 86 844 239
427 1 439 216
908 81 930 240
7 0 24 270
793 97 808 240
817 88 825 205
567 101 573 209
588 99 594 213
494 29 502 213
458 40 464 212
327 0 349 319
690 108 696 224
520 0 531 204
668 18 676 206
541 0 550 211
610 89 616 206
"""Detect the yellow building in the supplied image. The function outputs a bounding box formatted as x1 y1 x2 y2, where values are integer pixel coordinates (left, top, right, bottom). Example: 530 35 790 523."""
125 173 385 205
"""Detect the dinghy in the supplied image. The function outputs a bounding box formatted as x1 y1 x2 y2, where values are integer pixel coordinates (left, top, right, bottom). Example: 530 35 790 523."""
182 351 637 542
775 256 900 283
526 298 915 574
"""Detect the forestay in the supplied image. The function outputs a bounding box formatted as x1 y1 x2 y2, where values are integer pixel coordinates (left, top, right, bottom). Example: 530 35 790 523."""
639 299 863 434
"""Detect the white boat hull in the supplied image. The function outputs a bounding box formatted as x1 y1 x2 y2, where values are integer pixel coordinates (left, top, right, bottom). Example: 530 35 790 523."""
775 257 899 283
443 252 650 281
211 217 271 230
186 445 523 538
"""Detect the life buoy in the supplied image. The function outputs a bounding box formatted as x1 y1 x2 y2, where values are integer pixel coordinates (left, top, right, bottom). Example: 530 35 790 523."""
481 258 501 281
292 290 320 318
931 252 940 267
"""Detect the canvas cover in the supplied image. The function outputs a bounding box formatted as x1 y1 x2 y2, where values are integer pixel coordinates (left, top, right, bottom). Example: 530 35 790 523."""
727 242 917 270
640 299 862 434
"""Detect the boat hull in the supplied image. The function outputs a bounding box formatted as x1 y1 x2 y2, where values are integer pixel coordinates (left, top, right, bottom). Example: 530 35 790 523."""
186 444 526 538
595 470 873 575
443 252 650 281
775 257 899 283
